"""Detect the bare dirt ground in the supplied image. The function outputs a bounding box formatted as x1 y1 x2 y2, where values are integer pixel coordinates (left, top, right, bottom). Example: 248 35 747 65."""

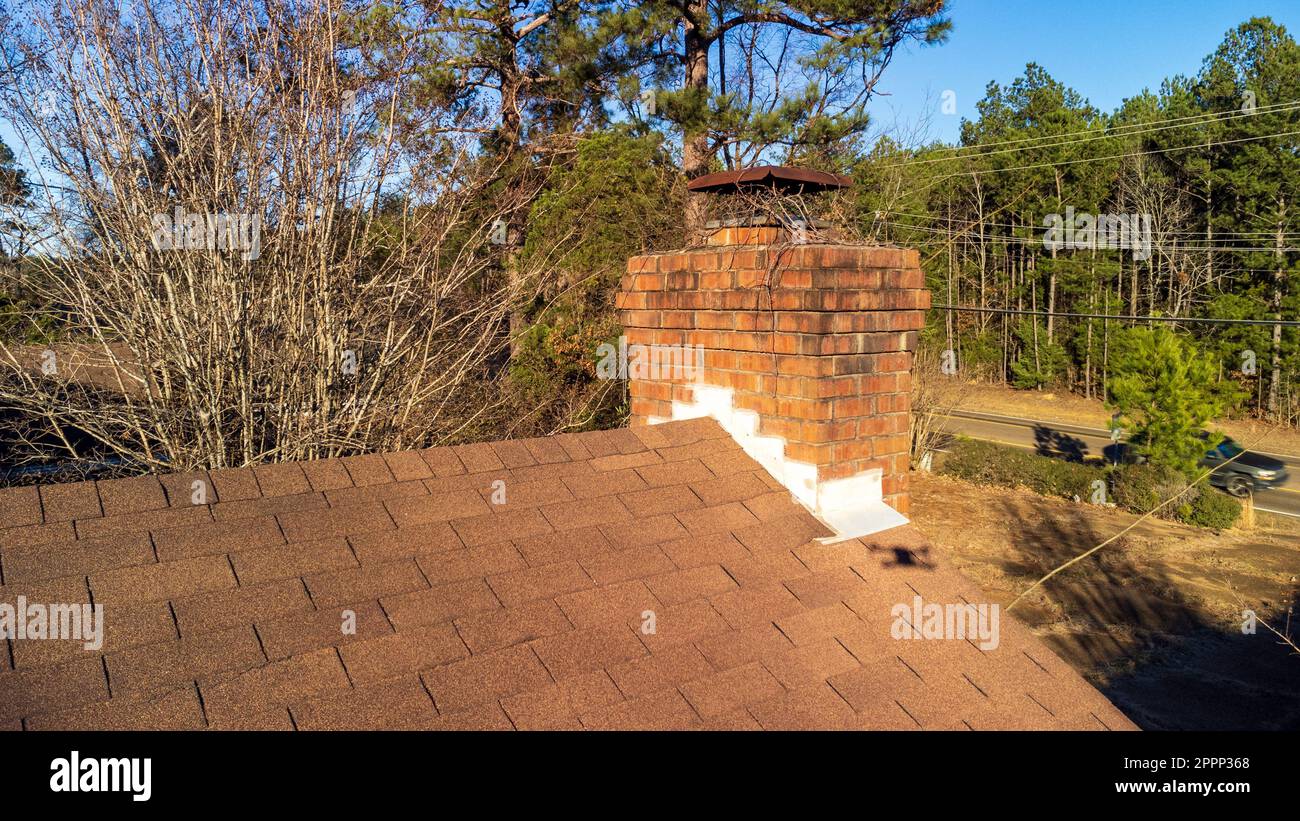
954 381 1300 457
910 471 1300 730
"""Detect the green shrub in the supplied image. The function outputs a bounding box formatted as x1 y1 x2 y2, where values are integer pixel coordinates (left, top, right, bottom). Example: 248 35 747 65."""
1110 464 1185 513
1181 488 1241 530
939 438 1101 500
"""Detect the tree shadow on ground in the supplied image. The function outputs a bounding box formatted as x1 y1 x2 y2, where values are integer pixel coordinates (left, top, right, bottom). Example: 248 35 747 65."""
1032 424 1089 462
993 497 1300 730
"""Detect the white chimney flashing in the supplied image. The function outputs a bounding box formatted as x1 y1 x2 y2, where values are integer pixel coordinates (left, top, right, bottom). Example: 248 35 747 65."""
651 383 908 543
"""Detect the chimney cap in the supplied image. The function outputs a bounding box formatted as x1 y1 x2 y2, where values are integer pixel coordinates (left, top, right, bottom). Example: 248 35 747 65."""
687 165 852 195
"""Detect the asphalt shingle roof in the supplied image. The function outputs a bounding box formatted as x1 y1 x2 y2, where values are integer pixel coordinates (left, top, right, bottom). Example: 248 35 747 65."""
0 418 1136 730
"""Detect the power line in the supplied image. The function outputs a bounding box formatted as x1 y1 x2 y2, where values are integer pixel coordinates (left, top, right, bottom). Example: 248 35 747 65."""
902 99 1300 158
883 100 1300 169
930 304 1300 327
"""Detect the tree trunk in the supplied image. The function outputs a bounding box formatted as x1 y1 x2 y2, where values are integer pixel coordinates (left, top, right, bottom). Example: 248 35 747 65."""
682 0 712 241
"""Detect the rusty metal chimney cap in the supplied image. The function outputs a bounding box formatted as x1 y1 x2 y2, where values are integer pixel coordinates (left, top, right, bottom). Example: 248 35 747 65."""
687 165 852 194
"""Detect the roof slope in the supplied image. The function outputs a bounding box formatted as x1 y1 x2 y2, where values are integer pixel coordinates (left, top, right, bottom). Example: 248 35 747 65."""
0 418 1135 730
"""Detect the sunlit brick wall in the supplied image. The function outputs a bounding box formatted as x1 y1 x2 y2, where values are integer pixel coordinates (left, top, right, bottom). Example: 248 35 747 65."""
616 242 929 514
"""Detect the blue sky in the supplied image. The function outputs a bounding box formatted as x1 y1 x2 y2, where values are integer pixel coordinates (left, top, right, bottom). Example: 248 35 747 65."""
866 0 1300 144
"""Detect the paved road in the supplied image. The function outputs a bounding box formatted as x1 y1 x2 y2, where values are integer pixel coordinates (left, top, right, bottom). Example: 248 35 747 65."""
938 409 1300 518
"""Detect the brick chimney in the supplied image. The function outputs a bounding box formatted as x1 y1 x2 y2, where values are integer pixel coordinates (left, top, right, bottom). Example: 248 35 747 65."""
615 225 928 538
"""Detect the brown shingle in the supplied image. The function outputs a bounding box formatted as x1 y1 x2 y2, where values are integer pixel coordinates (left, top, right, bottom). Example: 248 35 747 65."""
153 516 284 563
256 599 392 660
0 485 41 527
341 454 394 487
385 490 490 526
338 622 467 683
96 475 167 516
487 561 594 606
304 559 427 608
173 578 314 636
451 508 552 546
200 648 350 723
89 554 236 605
529 623 646 680
347 521 463 564
0 657 109 722
421 644 553 712
300 459 353 491
105 625 265 699
454 599 572 654
27 686 207 731
291 676 439 730
252 463 312 497
277 502 393 543
39 481 102 522
208 467 261 502
381 578 500 630
2 532 155 584
5 418 1137 731
230 537 357 586
415 542 524 586
77 506 210 539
